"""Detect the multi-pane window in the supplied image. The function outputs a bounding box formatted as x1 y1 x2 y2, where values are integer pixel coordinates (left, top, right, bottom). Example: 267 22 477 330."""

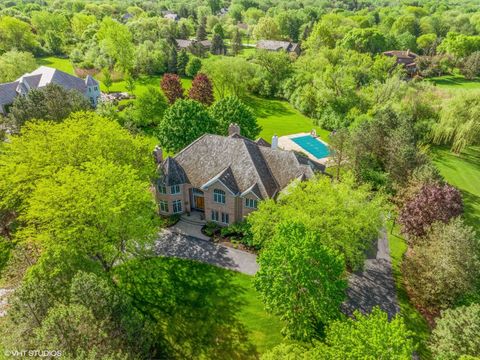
245 198 258 209
171 185 181 194
211 210 219 221
213 189 226 204
172 200 182 213
221 212 229 224
159 200 168 213
158 185 167 194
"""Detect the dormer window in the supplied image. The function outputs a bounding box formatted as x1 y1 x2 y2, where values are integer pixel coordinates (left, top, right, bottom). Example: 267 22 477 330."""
171 185 180 194
213 189 225 204
158 185 167 194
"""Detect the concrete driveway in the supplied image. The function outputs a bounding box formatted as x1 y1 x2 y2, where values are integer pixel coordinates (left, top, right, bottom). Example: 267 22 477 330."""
156 229 259 275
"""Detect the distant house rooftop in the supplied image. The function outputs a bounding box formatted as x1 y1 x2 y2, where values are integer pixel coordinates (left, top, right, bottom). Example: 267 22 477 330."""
256 40 300 54
0 66 100 114
175 39 212 50
164 13 179 21
383 50 418 74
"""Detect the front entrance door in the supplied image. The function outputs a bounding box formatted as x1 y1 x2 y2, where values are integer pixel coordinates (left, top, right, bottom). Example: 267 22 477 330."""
192 188 205 211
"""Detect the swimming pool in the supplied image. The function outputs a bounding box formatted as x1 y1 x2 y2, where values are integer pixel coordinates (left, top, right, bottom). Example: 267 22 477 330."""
291 135 330 159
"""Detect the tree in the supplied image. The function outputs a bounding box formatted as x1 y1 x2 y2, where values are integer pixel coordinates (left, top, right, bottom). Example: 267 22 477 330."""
0 50 36 83
157 99 218 152
340 28 389 54
125 87 168 129
255 222 346 340
231 28 243 56
417 33 437 55
433 91 480 154
124 72 136 93
328 129 350 181
212 23 224 38
97 17 135 72
20 159 158 272
177 49 189 76
253 50 292 95
438 32 480 59
0 16 37 53
319 308 414 359
188 73 215 106
248 174 384 271
196 17 207 41
167 46 178 73
160 73 184 104
210 96 260 139
403 218 478 310
102 68 113 93
462 51 480 79
252 17 280 40
399 183 463 238
8 84 91 131
210 34 226 55
430 304 480 360
0 112 155 217
202 57 256 99
186 57 202 78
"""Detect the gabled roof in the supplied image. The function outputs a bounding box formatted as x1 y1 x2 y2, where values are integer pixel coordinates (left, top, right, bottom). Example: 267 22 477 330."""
159 133 325 199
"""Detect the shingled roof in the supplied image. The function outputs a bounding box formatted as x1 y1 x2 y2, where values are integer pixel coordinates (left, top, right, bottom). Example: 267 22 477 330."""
256 40 299 53
158 133 325 199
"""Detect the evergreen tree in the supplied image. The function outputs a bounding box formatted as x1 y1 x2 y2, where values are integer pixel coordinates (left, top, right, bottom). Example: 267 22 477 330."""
196 17 207 41
178 23 190 39
167 46 178 73
231 28 242 55
177 49 189 76
212 23 224 39
186 57 202 78
211 34 226 55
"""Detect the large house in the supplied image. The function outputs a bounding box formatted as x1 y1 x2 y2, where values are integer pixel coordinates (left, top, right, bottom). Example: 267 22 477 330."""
383 50 418 75
154 124 325 225
175 39 212 51
0 66 101 115
256 40 301 55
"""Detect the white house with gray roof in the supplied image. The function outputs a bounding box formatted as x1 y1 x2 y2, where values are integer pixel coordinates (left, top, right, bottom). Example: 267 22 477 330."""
154 124 325 225
0 66 100 115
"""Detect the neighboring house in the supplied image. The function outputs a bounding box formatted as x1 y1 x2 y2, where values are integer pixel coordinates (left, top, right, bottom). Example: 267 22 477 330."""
256 40 301 55
164 12 179 21
0 66 100 115
383 50 418 75
121 13 134 22
154 124 325 225
175 39 212 51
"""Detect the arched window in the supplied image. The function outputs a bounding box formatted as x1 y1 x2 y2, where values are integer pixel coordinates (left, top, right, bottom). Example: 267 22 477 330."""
213 189 226 204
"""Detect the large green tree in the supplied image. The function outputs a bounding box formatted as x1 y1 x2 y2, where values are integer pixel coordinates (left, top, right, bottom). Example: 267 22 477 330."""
157 99 218 152
248 174 385 270
0 50 36 83
97 17 135 72
210 96 261 139
255 222 347 340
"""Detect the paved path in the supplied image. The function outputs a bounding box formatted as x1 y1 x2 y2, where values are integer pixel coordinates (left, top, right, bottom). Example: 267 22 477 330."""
342 228 399 319
156 229 259 275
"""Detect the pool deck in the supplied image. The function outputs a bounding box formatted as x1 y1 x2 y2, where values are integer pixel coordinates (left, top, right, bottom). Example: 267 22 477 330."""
278 133 330 164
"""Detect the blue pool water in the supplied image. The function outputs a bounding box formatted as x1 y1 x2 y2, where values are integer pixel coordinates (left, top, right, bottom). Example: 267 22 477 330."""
291 135 330 159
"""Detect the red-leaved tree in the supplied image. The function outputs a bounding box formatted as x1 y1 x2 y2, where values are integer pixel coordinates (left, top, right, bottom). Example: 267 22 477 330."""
188 73 214 106
398 183 463 238
161 73 184 104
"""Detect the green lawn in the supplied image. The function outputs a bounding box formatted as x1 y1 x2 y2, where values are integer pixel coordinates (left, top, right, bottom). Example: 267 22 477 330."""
233 272 284 353
388 225 431 359
428 75 480 91
431 146 480 230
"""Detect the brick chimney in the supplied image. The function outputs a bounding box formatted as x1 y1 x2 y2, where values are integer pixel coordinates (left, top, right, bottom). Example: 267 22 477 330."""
228 123 241 136
153 145 163 164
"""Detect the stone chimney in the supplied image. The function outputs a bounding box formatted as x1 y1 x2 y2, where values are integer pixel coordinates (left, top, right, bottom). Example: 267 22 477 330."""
228 123 241 136
406 49 410 57
271 134 278 150
153 145 163 164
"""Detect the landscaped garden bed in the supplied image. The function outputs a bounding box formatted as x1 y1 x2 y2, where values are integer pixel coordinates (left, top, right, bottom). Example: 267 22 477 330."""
201 221 258 253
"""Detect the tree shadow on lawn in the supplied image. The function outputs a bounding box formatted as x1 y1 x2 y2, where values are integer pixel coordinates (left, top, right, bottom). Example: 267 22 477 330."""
115 257 259 359
243 96 295 119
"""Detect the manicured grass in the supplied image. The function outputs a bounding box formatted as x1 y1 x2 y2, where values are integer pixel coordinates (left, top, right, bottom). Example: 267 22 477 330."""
233 272 284 353
244 96 330 143
431 146 480 230
428 75 480 91
388 225 431 359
